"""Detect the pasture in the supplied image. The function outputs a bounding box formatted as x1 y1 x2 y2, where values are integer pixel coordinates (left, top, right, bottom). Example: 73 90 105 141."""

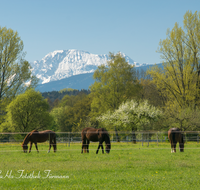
0 142 200 190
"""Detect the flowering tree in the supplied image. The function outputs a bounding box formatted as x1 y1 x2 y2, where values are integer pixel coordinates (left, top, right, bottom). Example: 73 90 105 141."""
97 99 162 142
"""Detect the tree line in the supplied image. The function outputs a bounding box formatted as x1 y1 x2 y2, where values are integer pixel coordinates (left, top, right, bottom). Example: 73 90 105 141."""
42 89 90 110
1 11 200 135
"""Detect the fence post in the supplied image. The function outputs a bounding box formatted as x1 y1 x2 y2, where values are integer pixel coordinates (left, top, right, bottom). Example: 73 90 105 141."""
157 132 158 146
142 133 143 146
185 132 187 144
68 132 70 147
147 133 149 147
197 133 199 144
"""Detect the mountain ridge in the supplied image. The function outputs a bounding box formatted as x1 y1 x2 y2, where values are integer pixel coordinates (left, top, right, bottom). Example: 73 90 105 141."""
31 49 153 85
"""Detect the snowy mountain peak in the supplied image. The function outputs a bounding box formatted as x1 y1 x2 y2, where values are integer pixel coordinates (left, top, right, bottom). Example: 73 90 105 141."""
30 49 151 84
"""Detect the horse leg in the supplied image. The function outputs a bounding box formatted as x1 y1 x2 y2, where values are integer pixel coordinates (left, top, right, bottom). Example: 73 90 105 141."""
96 143 101 154
53 136 57 152
171 142 176 153
48 140 52 153
81 140 85 153
35 143 39 153
101 144 104 154
86 140 90 153
171 143 173 153
174 143 176 153
29 142 32 153
48 144 51 153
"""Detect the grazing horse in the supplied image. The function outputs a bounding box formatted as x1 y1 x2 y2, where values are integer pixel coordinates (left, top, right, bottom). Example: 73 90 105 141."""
21 130 57 153
81 127 111 154
168 128 184 153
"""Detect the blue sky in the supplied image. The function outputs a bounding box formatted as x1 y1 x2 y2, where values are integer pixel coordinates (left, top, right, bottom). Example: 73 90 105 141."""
1 0 200 64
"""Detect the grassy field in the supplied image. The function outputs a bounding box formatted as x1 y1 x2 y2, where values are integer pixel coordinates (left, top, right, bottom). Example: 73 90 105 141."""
0 142 200 190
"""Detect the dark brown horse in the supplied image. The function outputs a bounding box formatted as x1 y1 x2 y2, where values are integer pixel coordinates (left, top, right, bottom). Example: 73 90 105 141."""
81 127 111 154
168 128 184 153
21 130 56 153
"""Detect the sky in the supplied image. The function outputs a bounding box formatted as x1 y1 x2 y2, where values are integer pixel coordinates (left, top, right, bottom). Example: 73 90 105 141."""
1 0 200 64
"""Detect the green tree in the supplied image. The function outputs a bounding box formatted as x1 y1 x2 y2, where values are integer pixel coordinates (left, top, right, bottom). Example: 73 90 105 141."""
139 78 166 107
2 89 53 132
71 94 92 132
0 27 38 123
50 107 65 132
90 52 140 115
147 11 200 109
50 106 71 132
50 92 92 132
163 103 200 131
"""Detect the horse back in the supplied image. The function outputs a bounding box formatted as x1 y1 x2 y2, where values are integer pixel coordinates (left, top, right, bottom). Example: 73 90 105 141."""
30 130 55 143
168 128 181 143
81 127 99 142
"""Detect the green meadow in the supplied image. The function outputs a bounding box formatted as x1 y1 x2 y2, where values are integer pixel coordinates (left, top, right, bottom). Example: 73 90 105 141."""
0 142 200 190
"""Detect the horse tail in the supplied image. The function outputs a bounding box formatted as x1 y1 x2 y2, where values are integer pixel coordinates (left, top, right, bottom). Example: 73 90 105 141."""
172 131 176 145
81 128 88 153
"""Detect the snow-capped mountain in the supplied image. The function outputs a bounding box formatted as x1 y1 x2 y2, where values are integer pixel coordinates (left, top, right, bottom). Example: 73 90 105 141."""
30 49 151 84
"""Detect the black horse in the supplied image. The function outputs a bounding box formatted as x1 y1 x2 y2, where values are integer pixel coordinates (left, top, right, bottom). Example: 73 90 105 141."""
81 127 111 154
168 128 184 153
21 130 57 153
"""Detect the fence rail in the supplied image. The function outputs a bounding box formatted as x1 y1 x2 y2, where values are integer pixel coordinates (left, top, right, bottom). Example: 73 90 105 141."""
0 131 200 146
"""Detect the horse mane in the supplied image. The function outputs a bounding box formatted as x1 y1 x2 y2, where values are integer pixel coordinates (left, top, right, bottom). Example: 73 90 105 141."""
30 130 38 134
22 130 39 145
22 132 31 145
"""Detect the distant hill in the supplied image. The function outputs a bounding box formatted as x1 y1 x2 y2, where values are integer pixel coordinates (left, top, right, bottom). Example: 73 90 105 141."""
36 72 94 92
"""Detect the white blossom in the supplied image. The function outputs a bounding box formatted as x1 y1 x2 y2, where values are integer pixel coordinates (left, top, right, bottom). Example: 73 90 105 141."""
97 99 162 130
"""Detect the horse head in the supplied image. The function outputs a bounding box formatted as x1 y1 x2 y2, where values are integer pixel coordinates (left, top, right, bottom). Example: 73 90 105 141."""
105 134 111 154
21 143 28 153
179 143 184 152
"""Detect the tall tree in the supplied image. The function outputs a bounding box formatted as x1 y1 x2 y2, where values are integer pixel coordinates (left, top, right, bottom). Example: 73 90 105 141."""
139 78 166 107
90 52 141 117
147 11 200 109
90 52 141 141
0 27 38 123
2 89 53 132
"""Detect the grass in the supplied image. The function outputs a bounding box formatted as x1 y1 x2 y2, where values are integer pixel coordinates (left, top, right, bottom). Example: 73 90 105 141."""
0 142 200 189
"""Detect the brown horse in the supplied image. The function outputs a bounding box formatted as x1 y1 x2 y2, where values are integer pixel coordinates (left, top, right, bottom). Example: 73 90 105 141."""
81 127 111 154
21 130 56 153
168 128 184 153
